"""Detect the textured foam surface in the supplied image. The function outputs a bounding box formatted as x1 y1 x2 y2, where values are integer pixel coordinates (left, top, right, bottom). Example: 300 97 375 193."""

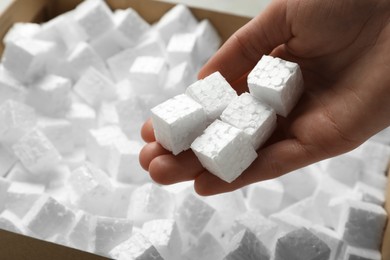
248 55 304 117
247 179 284 216
191 120 257 183
166 33 199 68
225 229 270 260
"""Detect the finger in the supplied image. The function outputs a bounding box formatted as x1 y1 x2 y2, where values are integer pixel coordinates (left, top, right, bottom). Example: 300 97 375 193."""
198 0 292 82
139 142 170 171
194 138 325 196
141 118 155 143
148 150 205 185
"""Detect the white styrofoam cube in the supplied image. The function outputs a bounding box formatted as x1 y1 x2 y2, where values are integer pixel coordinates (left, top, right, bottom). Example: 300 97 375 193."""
270 211 313 237
0 178 11 212
94 216 133 256
67 211 96 253
67 162 114 216
85 125 128 171
274 227 331 260
37 118 74 155
353 182 385 206
225 229 270 260
280 197 324 227
166 33 199 68
175 193 216 238
342 246 381 260
0 210 29 236
142 219 182 260
90 29 124 60
108 183 137 218
248 55 304 117
0 144 17 177
337 200 387 250
155 4 198 43
2 38 56 83
361 172 388 192
113 8 150 48
205 189 247 222
109 231 164 260
65 102 97 146
0 65 26 105
247 179 284 216
3 23 41 45
26 74 71 117
73 0 114 40
184 232 224 260
128 183 174 226
186 71 237 122
323 154 362 187
191 120 257 183
309 225 346 260
74 67 116 108
221 92 277 149
194 19 221 64
163 62 196 98
151 94 207 155
116 79 135 101
23 195 75 239
12 129 61 174
107 139 147 183
128 56 168 95
97 101 119 127
0 100 36 145
66 42 108 81
115 96 146 138
350 140 390 175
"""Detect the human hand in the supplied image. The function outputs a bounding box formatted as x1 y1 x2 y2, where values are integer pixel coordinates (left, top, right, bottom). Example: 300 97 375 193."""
140 0 390 195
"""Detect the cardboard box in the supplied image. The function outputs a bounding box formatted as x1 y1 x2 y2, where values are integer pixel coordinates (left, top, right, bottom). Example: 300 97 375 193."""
0 0 388 259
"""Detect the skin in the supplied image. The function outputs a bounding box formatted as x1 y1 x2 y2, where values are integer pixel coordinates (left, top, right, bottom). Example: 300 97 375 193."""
139 0 390 195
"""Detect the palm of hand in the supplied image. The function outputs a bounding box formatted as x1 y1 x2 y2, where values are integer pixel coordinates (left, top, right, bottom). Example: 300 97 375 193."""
140 0 390 195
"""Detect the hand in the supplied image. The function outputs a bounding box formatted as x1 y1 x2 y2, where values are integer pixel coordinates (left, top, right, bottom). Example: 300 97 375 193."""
140 0 390 195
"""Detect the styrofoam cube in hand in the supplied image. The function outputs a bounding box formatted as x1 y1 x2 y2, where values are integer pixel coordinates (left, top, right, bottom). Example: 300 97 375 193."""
23 195 75 239
113 8 150 48
342 246 381 260
94 216 133 256
155 4 198 43
246 179 284 216
128 183 174 225
248 55 304 117
225 229 270 260
166 33 199 68
274 227 331 260
0 100 36 145
309 225 346 260
337 200 387 250
151 94 207 155
3 23 41 45
74 67 116 108
2 38 56 83
65 102 96 146
163 62 196 98
66 211 96 253
191 120 257 183
129 56 168 95
183 232 225 260
142 219 182 260
221 92 277 150
12 129 61 174
109 231 164 260
0 66 26 105
185 71 237 122
26 74 71 117
195 19 221 64
73 0 114 40
68 162 114 216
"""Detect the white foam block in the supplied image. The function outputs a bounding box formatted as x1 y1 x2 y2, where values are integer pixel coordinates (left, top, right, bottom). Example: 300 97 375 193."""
195 19 221 64
74 67 116 108
0 178 11 212
337 200 387 250
65 102 97 146
0 210 27 235
274 227 331 260
0 144 17 177
221 92 277 150
248 55 304 117
94 216 133 256
151 94 207 155
185 71 237 122
191 120 257 183
12 129 61 174
183 232 225 260
128 183 174 226
0 100 36 145
109 183 137 218
247 179 284 216
23 195 75 239
115 96 146 138
225 229 270 260
97 101 119 127
166 33 199 68
2 38 56 83
68 162 113 216
163 62 196 98
38 118 74 155
323 154 362 187
128 56 168 95
73 0 114 40
309 225 346 260
109 232 164 260
142 219 182 260
342 246 381 260
351 140 390 175
0 66 26 105
90 29 124 60
353 182 385 206
155 4 198 43
3 23 41 45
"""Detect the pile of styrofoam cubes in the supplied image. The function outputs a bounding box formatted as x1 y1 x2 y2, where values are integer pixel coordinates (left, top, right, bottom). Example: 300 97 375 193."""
0 0 388 259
